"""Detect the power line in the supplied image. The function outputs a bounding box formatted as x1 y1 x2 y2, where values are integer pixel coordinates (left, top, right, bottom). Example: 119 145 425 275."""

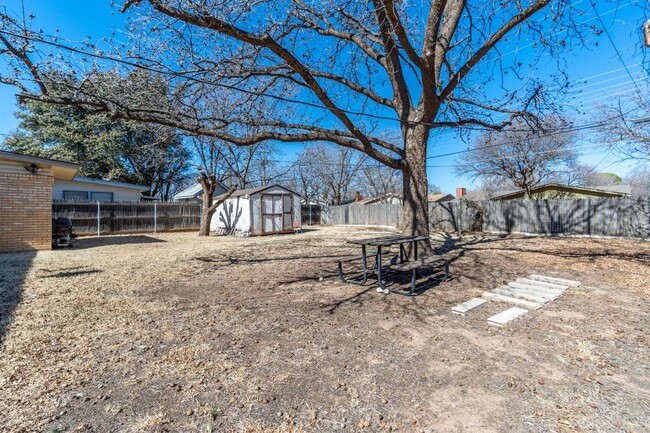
571 62 643 84
0 28 506 131
0 24 630 135
426 106 638 160
591 2 649 106
568 70 644 92
498 0 636 60
569 77 647 98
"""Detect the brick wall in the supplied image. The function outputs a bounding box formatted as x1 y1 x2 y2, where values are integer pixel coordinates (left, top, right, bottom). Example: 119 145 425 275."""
0 172 53 252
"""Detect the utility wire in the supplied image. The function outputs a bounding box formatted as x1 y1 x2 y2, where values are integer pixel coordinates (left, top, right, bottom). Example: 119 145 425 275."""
0 28 512 130
0 23 633 135
591 2 649 106
426 106 638 160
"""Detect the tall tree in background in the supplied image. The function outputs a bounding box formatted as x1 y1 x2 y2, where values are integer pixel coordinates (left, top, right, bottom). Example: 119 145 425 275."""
625 165 650 197
190 136 237 236
294 144 365 205
599 97 650 163
0 1 589 247
582 172 622 187
359 165 402 202
456 117 578 198
2 74 190 200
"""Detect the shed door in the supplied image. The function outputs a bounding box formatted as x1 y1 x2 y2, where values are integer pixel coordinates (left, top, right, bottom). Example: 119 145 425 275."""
282 195 293 231
261 194 293 234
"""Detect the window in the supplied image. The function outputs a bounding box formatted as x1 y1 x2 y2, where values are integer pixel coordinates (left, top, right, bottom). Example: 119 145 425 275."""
63 190 89 201
90 192 114 202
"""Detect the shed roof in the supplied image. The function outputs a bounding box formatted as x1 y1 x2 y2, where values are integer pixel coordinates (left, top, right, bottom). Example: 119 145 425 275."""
216 184 301 200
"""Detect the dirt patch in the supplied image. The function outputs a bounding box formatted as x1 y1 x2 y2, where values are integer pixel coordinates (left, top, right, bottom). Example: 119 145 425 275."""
1 226 649 432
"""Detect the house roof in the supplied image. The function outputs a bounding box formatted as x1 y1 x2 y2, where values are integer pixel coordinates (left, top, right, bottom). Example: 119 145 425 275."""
216 184 301 200
174 180 228 199
352 193 401 205
0 149 80 180
492 183 632 200
71 176 149 191
428 193 455 202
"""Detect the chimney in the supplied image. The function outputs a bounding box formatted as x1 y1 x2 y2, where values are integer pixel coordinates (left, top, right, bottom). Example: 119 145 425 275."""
455 187 466 198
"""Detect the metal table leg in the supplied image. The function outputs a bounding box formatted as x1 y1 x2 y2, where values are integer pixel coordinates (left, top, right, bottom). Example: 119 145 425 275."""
337 245 368 285
375 246 390 294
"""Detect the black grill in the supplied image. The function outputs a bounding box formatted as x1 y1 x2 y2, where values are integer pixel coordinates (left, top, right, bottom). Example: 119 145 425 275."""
52 217 74 248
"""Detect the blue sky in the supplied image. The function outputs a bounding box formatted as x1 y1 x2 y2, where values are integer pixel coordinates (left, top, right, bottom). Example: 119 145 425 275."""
0 1 648 195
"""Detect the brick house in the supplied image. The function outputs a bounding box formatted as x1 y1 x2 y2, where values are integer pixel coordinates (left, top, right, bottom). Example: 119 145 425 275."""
0 150 148 252
0 150 79 252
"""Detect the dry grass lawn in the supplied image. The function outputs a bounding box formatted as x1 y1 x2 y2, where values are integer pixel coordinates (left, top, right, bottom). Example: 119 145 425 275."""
0 225 649 433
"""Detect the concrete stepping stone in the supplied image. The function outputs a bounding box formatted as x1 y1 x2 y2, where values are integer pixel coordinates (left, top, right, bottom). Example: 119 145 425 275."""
488 307 528 327
452 298 487 316
528 274 581 287
493 286 550 304
507 282 563 300
482 292 543 310
516 278 568 291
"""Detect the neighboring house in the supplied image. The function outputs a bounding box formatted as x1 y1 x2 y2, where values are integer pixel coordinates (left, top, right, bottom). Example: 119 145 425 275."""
0 150 79 251
428 193 455 203
0 149 151 252
173 181 229 203
492 183 632 200
211 184 301 235
53 176 149 202
352 193 402 205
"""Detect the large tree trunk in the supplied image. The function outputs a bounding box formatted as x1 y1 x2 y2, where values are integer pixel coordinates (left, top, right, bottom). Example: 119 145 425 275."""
401 127 432 254
197 172 236 236
199 189 215 236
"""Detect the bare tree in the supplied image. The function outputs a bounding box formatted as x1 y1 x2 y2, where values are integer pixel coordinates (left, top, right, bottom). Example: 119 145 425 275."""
0 1 589 247
297 144 366 205
288 153 323 205
190 136 236 236
626 165 650 197
358 165 402 202
456 117 578 198
599 97 650 163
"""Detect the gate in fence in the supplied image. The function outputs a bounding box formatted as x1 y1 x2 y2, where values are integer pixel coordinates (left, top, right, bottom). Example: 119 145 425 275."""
52 201 202 235
300 204 322 225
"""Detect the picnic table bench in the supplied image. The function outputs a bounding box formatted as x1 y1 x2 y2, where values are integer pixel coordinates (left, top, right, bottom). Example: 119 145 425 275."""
338 235 449 296
387 255 449 295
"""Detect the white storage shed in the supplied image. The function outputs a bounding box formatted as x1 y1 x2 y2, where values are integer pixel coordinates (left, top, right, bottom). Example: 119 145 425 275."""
210 184 301 235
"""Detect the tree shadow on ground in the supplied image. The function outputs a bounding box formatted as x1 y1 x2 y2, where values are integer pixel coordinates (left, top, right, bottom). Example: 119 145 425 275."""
433 231 650 263
74 235 166 249
194 254 346 265
0 247 37 344
39 268 103 278
321 286 375 314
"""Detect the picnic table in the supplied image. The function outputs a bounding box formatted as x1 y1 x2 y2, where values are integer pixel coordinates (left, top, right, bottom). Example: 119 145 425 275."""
339 235 448 296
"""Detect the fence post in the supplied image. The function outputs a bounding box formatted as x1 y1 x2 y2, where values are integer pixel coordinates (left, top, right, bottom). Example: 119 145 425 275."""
154 202 158 234
96 201 101 236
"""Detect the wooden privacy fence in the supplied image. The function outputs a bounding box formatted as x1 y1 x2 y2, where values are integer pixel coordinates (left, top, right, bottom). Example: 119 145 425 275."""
322 197 650 239
53 201 202 235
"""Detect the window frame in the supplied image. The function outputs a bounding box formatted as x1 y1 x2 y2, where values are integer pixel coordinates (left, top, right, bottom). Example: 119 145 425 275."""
90 191 114 202
62 190 89 201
